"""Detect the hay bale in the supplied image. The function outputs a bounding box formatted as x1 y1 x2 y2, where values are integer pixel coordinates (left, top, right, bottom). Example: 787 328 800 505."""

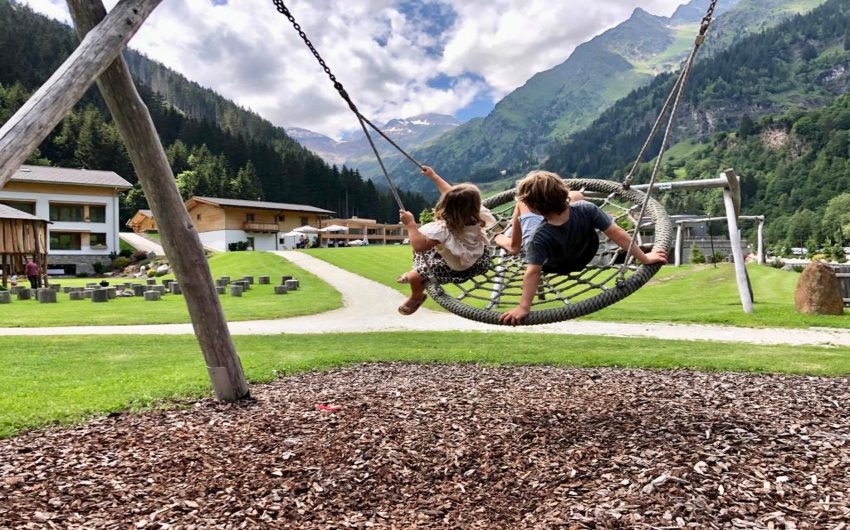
795 262 845 315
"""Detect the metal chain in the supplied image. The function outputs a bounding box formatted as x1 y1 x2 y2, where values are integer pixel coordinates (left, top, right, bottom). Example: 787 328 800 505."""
272 0 426 211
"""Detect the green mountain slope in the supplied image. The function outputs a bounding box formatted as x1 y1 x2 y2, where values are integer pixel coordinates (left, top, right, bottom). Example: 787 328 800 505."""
391 0 825 194
544 0 850 180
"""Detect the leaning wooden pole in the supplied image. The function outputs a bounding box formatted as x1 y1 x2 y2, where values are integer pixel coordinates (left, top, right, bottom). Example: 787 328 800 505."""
0 0 160 184
67 0 249 400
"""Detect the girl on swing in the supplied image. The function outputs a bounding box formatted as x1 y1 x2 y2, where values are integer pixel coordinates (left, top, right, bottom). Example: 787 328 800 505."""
397 166 496 315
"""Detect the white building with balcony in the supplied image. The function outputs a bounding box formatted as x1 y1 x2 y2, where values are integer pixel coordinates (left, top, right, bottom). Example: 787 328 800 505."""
0 165 132 274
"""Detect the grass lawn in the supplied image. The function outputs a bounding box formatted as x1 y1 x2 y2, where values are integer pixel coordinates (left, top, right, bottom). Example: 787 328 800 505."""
303 246 850 328
1 332 849 438
1 252 341 327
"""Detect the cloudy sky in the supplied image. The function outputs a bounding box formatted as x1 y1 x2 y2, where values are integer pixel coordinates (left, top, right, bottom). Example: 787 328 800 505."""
21 0 684 139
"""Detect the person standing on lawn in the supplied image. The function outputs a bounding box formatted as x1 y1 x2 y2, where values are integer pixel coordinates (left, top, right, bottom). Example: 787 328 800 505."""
25 258 41 289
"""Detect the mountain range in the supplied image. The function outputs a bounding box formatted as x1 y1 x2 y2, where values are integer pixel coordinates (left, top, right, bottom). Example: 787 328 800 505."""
383 0 826 194
285 113 462 166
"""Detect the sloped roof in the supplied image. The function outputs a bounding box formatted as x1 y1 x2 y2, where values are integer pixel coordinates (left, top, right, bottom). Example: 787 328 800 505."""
137 209 153 217
189 196 335 215
9 165 132 189
0 203 48 222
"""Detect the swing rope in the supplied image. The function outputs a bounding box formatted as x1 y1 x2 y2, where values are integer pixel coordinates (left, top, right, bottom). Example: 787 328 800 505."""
617 0 718 281
271 0 422 211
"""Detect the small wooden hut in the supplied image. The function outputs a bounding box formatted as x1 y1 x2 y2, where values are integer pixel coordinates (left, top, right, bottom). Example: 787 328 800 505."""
0 203 49 288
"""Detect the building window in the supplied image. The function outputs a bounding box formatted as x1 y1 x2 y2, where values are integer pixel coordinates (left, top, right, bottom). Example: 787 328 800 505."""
89 205 106 223
90 233 107 249
50 232 82 251
49 203 84 222
277 215 286 222
0 200 36 215
300 217 308 226
246 213 255 222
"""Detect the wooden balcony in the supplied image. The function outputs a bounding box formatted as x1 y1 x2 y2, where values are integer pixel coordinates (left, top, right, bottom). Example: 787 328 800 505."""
243 221 279 233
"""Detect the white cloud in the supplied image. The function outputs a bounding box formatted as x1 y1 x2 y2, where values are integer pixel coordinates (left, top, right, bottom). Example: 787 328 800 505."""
19 0 684 138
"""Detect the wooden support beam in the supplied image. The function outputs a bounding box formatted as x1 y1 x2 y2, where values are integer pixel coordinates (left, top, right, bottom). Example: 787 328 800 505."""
722 170 753 314
68 0 249 401
0 0 161 185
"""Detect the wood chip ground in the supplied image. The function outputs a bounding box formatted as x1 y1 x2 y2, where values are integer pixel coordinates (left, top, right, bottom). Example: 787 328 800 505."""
1 364 849 529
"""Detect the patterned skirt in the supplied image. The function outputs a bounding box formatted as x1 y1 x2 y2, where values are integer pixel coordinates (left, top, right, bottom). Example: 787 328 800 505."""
413 248 492 284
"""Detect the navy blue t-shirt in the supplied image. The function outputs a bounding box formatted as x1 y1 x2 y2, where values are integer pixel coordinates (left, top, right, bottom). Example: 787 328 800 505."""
525 201 613 274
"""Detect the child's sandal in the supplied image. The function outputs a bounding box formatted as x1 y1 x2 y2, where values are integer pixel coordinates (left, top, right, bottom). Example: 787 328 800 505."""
398 294 427 315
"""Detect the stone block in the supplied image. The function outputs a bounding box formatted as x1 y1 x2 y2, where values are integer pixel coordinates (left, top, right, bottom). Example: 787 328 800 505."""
37 288 57 303
243 276 255 284
83 289 94 299
49 284 61 291
147 278 157 285
274 285 288 295
163 279 174 288
10 286 23 295
106 287 118 300
17 289 32 301
281 275 292 284
258 276 270 285
92 289 109 303
216 278 229 287
216 285 226 295
220 276 230 284
170 282 182 295
86 283 99 289
0 291 11 304
144 290 161 301
133 284 146 297
285 279 299 291
63 286 73 293
230 285 243 297
69 291 85 301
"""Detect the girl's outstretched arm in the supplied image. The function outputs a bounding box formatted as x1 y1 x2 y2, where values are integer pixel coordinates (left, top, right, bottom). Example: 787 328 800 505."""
421 165 452 195
400 210 438 252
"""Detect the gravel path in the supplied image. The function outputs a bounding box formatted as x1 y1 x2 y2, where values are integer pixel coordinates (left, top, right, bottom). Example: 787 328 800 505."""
2 364 848 529
118 233 165 256
0 251 848 347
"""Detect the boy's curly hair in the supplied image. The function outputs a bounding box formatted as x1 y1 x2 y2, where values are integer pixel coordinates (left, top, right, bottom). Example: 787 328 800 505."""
434 183 483 233
515 171 570 216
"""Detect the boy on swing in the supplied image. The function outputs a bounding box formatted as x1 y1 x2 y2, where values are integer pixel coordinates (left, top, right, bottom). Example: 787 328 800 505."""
498 171 668 326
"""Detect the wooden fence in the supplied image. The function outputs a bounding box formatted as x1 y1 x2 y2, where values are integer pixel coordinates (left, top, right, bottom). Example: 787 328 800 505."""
832 265 850 307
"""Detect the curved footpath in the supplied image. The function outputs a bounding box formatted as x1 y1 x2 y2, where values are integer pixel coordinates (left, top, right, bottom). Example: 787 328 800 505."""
0 251 848 347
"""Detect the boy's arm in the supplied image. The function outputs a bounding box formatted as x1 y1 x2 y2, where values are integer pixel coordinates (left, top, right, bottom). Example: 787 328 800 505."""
499 264 542 325
603 224 668 265
421 165 452 195
400 210 438 252
495 205 523 255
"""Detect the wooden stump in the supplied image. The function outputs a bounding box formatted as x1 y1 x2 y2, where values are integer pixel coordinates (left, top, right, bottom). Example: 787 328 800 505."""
132 284 146 296
10 286 23 295
37 288 57 303
144 290 161 301
258 276 270 285
220 276 230 284
92 289 109 303
170 282 182 295
281 275 292 285
215 285 226 295
50 284 61 291
106 287 118 299
0 291 11 304
795 263 845 315
216 278 228 287
230 285 243 297
274 285 288 295
285 279 299 291
83 289 94 299
243 276 255 284
17 289 32 301
147 278 157 285
69 291 85 301
63 286 73 293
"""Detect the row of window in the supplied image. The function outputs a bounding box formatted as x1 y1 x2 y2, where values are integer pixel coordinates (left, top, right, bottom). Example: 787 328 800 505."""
49 232 107 251
0 200 107 222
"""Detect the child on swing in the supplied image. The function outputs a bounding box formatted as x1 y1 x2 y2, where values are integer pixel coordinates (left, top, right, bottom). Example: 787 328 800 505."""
499 171 668 326
397 166 495 315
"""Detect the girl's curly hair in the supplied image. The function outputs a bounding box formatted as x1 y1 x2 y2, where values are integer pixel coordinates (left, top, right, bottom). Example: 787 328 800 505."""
434 183 483 233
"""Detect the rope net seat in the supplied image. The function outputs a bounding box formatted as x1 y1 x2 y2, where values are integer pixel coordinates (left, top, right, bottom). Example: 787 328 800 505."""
425 179 674 326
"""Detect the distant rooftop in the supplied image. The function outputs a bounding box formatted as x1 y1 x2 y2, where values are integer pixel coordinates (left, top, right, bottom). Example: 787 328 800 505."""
0 203 48 222
189 196 335 215
9 165 132 189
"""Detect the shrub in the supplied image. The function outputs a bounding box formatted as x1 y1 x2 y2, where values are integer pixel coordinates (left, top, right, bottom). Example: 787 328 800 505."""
155 270 168 277
92 261 106 275
132 250 150 262
769 258 785 269
792 264 806 273
710 252 726 264
228 241 251 251
146 268 157 277
119 248 133 258
113 256 130 269
76 272 89 278
689 244 706 264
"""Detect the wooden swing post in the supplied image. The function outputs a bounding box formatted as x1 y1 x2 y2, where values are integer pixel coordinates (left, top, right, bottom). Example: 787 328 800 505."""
0 0 248 400
67 0 249 401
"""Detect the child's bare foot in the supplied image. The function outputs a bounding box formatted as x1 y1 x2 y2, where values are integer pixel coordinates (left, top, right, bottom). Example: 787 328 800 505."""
398 294 427 315
396 273 410 284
